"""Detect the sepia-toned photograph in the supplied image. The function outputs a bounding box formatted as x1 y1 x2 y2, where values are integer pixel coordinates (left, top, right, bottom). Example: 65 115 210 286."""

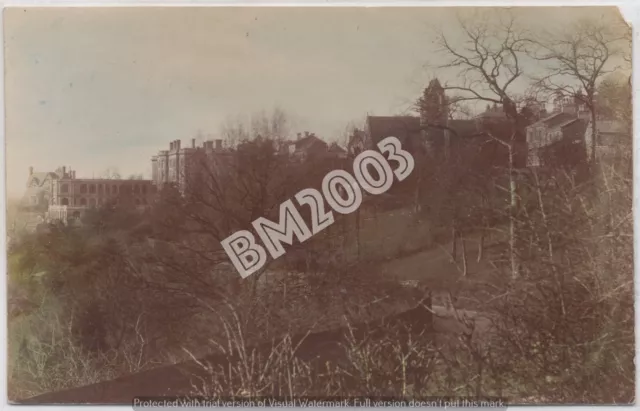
4 5 634 405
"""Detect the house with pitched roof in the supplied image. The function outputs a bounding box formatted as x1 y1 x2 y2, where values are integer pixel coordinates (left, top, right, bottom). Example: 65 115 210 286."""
526 112 588 168
351 79 516 168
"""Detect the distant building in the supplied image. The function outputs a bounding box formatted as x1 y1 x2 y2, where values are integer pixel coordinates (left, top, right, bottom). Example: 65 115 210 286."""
21 166 72 210
584 119 631 161
526 112 588 168
475 103 508 121
17 164 155 226
46 171 156 223
364 116 424 154
279 132 347 162
525 92 599 168
356 79 516 167
151 138 231 192
327 142 348 159
49 175 155 209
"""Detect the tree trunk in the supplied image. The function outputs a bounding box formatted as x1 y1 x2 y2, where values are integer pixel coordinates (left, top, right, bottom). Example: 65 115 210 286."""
355 208 361 261
477 229 484 262
589 105 598 164
462 238 468 277
451 225 457 262
508 139 519 280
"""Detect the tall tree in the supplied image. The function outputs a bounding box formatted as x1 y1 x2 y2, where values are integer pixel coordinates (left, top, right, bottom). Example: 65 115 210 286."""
431 10 530 278
530 18 630 163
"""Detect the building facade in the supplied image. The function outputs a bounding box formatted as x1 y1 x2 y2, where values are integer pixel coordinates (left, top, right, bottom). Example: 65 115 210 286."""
50 176 155 208
21 166 74 210
19 165 156 225
151 138 229 192
526 95 591 168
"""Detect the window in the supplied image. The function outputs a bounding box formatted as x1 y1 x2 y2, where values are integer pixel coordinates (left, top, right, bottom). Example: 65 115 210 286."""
142 185 147 194
98 184 103 194
134 184 140 194
61 184 69 193
61 198 69 206
113 185 118 194
80 198 87 206
89 185 96 194
80 184 87 194
89 198 96 207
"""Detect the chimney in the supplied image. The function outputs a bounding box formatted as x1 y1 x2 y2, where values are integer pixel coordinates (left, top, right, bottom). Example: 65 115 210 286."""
29 166 33 176
297 133 302 141
62 166 66 177
170 141 174 150
304 131 310 138
215 139 223 150
192 138 196 148
176 140 181 150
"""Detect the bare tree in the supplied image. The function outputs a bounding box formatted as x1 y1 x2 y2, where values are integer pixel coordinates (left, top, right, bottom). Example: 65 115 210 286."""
530 18 630 163
430 10 530 278
102 167 122 180
220 108 292 149
434 11 529 123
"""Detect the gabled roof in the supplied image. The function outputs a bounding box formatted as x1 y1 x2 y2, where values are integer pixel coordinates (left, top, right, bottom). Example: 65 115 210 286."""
367 115 482 146
555 118 581 129
26 172 58 188
328 142 346 153
447 119 480 137
528 112 577 129
366 116 421 145
294 135 327 152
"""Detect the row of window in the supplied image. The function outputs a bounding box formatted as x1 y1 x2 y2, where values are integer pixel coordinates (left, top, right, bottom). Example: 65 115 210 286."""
56 197 149 206
59 183 150 195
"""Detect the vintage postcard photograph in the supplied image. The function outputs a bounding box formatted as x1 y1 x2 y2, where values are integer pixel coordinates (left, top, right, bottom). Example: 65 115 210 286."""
4 5 634 406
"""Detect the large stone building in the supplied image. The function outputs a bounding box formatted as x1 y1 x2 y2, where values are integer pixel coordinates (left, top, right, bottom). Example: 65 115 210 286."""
49 175 155 208
151 138 232 192
151 135 348 194
21 165 156 225
47 175 156 223
21 166 71 210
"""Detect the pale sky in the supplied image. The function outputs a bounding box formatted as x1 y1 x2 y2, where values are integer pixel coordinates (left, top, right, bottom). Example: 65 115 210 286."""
4 6 627 198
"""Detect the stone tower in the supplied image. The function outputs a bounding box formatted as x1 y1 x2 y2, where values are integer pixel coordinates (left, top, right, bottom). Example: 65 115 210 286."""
420 78 449 157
